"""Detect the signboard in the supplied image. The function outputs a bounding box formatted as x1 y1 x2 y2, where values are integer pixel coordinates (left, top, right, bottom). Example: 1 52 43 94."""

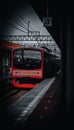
13 70 42 76
43 17 52 27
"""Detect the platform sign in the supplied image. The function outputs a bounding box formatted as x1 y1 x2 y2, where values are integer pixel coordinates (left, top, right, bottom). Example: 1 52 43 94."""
43 17 52 27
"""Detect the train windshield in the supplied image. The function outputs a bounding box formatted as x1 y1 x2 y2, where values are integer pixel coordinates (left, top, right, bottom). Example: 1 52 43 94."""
13 49 42 69
23 50 41 60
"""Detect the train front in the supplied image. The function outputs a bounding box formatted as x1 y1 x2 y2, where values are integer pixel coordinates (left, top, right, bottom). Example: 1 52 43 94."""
12 48 43 88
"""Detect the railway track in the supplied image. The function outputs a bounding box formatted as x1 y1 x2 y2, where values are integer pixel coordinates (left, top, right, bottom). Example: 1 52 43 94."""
0 85 30 107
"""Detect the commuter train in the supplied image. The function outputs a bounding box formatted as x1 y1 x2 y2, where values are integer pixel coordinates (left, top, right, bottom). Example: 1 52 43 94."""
0 40 61 88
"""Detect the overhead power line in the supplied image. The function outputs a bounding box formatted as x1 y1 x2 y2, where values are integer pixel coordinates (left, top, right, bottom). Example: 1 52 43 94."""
8 22 27 34
16 11 34 31
8 16 28 31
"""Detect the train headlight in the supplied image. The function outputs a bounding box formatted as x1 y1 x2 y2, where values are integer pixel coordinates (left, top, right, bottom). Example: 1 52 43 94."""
16 79 20 83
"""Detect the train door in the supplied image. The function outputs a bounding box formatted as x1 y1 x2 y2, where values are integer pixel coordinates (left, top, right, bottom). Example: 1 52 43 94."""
44 52 53 77
43 52 49 77
1 49 11 78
